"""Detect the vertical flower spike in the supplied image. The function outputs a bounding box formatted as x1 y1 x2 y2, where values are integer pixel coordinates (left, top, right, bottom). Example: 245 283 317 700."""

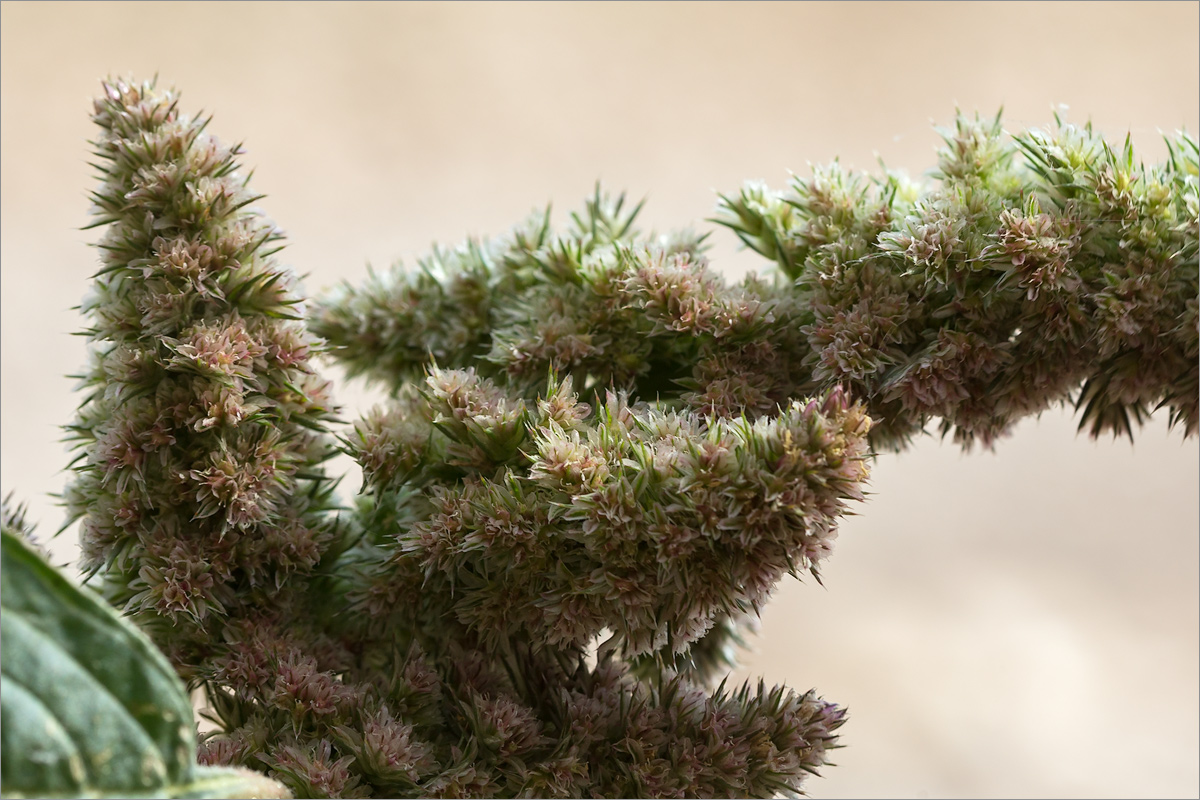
64 77 340 651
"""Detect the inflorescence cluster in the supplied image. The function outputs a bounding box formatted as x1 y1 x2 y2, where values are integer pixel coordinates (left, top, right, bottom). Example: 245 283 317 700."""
63 79 1196 798
317 112 1198 450
64 79 870 799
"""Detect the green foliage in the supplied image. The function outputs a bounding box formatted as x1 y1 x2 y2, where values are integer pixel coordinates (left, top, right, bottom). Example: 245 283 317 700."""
0 527 289 799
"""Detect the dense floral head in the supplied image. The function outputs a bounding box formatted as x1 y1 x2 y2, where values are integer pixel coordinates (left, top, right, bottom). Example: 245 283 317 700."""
67 80 1196 799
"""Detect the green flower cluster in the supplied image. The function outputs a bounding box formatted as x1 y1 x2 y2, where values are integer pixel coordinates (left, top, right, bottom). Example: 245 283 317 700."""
316 114 1198 451
314 189 813 423
717 112 1198 447
66 80 859 798
346 370 869 660
63 77 1197 798
63 79 344 646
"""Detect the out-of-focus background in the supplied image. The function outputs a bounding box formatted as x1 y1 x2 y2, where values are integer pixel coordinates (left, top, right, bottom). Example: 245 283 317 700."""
2 2 1196 796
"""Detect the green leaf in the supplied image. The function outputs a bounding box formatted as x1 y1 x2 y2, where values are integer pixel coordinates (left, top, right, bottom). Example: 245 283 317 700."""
0 529 290 799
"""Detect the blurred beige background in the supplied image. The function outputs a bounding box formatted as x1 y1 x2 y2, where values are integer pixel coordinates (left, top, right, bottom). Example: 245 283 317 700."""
2 2 1197 797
